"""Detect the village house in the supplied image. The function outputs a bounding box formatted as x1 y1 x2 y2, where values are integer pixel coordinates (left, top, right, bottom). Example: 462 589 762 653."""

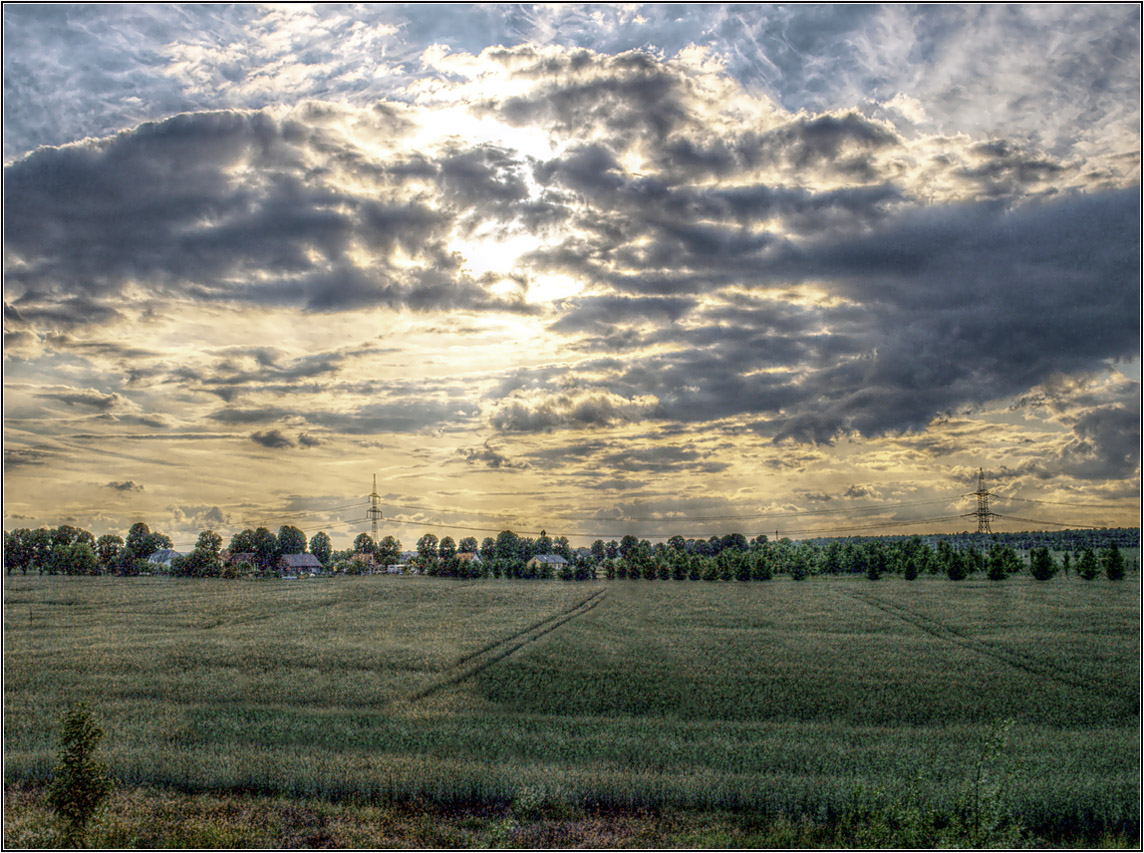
526 554 568 574
146 548 183 569
279 553 322 576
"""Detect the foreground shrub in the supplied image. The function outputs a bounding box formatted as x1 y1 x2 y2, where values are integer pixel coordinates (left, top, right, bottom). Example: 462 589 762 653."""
46 704 114 846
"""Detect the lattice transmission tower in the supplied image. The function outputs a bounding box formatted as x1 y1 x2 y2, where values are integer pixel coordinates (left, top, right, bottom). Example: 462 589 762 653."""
964 467 996 533
368 474 383 542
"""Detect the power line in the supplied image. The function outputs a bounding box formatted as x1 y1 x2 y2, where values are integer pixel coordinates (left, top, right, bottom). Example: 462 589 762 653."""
991 513 1105 530
998 495 1135 510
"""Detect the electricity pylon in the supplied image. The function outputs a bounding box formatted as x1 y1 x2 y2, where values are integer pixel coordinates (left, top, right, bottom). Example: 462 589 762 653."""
965 467 996 533
368 474 383 542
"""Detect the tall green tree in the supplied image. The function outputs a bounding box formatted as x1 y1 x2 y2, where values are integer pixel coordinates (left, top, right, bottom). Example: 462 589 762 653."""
124 522 152 558
353 532 376 555
189 529 223 577
438 536 457 561
251 527 278 572
4 529 35 574
276 525 306 556
376 535 401 567
458 536 478 554
309 531 332 566
494 530 520 562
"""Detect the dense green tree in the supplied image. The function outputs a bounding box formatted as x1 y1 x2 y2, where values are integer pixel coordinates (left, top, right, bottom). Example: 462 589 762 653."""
353 532 376 555
4 529 35 574
30 528 53 571
95 534 123 568
438 536 456 561
1102 541 1126 580
251 527 278 571
417 533 439 560
865 542 885 581
376 535 402 567
494 530 520 562
987 544 1020 581
619 534 639 561
124 522 152 558
55 541 100 576
1029 547 1057 581
178 530 223 577
458 536 478 554
1077 548 1099 580
309 531 332 566
229 528 257 554
480 537 496 561
276 525 306 556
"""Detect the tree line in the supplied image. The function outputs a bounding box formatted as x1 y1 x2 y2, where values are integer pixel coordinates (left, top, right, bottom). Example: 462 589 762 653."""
4 523 1136 582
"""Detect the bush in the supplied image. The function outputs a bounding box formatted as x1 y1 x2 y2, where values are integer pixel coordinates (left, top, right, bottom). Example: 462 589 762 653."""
1029 547 1057 581
46 704 114 846
1076 548 1099 580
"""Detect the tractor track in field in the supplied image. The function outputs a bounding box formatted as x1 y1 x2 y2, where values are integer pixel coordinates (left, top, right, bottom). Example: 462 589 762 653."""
408 589 608 702
843 587 1134 705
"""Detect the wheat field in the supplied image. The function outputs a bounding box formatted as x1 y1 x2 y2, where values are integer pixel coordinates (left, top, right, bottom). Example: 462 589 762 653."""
3 573 1138 844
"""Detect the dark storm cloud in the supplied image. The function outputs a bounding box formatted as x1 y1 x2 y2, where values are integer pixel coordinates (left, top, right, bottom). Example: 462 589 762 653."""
438 143 530 211
652 112 900 181
298 433 322 448
250 429 294 449
488 47 689 144
548 295 697 335
958 139 1071 196
498 188 1138 445
3 110 531 325
1058 404 1141 480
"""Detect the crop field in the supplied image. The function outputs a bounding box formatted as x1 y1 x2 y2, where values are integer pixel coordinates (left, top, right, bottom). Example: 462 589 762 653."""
4 573 1139 846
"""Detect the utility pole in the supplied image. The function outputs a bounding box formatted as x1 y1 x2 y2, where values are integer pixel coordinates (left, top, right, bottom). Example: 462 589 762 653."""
368 474 383 543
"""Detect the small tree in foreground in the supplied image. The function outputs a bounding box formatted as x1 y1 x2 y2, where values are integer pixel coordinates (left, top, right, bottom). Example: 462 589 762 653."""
46 704 113 846
1102 541 1125 580
1077 548 1099 580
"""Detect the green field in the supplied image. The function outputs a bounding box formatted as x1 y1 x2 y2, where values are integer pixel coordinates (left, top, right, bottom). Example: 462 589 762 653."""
4 574 1139 846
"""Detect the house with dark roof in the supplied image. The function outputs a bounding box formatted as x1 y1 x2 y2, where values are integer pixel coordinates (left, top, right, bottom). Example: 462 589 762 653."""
278 553 323 576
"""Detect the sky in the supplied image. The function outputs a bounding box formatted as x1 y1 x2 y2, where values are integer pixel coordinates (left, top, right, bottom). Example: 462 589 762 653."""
3 3 1140 550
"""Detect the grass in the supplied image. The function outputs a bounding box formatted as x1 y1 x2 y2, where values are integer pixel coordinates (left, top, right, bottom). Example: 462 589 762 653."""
4 573 1139 846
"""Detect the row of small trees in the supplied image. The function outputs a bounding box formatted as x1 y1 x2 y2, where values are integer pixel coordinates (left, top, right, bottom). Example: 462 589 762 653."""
5 522 1134 582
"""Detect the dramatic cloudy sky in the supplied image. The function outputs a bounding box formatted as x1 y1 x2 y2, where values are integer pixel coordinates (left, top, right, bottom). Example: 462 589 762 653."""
4 4 1140 549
